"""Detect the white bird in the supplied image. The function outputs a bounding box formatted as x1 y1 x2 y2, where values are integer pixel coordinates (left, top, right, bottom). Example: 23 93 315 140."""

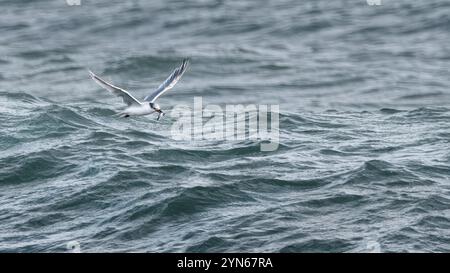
89 58 189 120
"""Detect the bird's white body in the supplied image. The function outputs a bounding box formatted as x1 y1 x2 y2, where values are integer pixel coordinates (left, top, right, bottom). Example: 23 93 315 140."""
89 59 189 120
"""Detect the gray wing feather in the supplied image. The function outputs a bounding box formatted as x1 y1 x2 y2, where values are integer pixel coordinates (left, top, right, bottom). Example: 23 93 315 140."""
144 59 189 103
89 70 141 106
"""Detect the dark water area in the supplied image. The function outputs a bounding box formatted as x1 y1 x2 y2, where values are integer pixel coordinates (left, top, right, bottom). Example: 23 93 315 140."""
0 0 449 252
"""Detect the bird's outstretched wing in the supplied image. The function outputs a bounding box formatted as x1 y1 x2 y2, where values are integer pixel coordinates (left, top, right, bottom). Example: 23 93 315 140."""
89 70 141 106
144 58 189 103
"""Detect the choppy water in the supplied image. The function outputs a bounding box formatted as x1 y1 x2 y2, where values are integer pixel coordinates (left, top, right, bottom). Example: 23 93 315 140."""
1 0 449 252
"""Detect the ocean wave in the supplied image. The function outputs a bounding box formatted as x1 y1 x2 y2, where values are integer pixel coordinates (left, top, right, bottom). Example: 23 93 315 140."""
1 0 449 252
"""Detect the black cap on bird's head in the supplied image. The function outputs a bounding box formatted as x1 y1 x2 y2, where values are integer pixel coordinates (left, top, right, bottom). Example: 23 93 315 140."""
149 102 161 111
150 102 165 120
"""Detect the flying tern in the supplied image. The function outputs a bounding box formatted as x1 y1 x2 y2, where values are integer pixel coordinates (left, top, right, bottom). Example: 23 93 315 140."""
89 58 189 120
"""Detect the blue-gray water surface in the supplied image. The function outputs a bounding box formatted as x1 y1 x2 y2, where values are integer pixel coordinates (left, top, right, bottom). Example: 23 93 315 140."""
0 0 449 252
